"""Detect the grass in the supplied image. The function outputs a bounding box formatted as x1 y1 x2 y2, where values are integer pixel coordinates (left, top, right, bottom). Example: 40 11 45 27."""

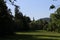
16 30 60 36
0 30 60 40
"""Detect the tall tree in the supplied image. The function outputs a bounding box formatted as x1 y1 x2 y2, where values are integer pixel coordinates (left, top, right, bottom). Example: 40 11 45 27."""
14 5 24 31
23 16 31 31
49 7 60 32
0 0 15 35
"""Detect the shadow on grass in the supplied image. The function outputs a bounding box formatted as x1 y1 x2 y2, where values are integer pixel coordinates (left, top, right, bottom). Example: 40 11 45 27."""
0 34 58 40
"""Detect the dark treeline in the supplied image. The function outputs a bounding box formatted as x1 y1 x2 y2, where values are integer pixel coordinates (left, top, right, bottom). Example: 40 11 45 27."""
0 0 31 36
0 0 60 36
30 7 60 32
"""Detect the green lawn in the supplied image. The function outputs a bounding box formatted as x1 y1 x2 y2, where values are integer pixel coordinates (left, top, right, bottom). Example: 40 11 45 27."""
16 30 60 36
0 30 60 40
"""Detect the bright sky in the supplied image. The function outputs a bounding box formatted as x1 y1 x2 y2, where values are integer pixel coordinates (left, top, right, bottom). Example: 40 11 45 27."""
6 0 60 20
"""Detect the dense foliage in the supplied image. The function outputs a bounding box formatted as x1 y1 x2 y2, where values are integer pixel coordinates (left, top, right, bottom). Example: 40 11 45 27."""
0 0 31 36
0 0 60 36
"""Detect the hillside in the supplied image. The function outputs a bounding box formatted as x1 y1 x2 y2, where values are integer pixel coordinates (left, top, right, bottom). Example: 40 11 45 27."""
36 18 50 22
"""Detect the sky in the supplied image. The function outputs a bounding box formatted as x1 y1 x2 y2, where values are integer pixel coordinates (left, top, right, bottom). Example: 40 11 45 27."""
6 0 60 20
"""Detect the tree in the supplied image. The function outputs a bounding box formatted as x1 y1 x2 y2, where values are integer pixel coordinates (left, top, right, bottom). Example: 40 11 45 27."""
14 5 24 31
29 21 39 30
56 7 60 14
50 4 55 9
14 5 31 31
48 7 60 32
23 16 31 31
0 0 15 35
33 17 35 22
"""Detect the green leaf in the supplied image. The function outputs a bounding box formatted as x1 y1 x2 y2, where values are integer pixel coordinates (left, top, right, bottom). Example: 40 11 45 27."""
50 4 55 9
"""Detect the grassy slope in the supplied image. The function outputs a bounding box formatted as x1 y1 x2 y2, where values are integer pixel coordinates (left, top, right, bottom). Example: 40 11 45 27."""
16 30 60 40
16 30 60 36
0 30 60 40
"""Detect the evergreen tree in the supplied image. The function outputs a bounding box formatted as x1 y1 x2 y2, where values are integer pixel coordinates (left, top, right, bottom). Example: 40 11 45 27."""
0 0 15 35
